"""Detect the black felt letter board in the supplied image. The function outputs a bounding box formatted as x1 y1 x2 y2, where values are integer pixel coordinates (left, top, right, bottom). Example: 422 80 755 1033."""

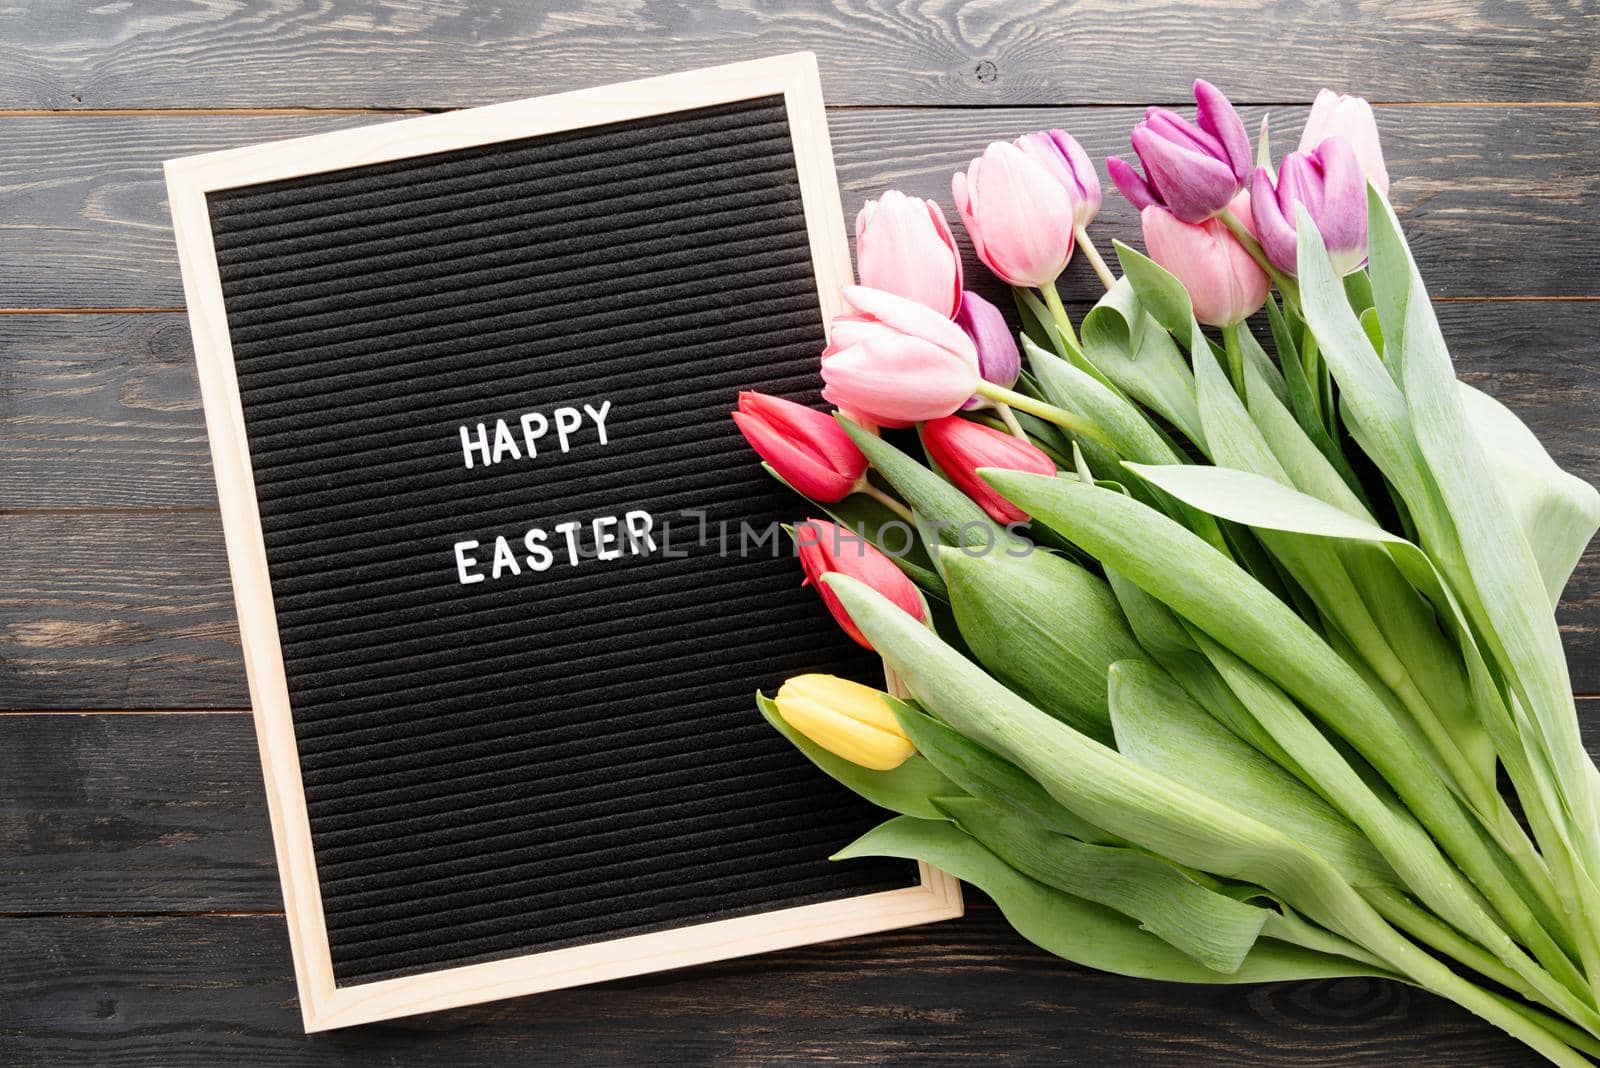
204 96 915 985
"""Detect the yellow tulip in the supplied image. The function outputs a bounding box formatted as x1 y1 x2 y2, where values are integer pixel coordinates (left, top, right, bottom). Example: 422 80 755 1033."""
774 674 915 771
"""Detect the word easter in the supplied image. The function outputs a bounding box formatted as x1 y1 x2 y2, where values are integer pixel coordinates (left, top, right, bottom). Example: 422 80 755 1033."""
459 400 611 469
454 511 658 584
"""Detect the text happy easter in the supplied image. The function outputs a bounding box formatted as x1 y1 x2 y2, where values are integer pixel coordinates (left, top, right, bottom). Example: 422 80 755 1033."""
449 401 658 584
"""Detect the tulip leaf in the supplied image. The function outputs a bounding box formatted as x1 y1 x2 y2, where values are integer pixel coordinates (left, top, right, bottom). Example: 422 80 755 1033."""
939 544 1137 746
1113 240 1200 348
937 795 1272 974
1081 277 1205 444
836 416 1006 551
892 702 1108 842
835 816 1385 984
757 692 961 821
1108 658 1393 889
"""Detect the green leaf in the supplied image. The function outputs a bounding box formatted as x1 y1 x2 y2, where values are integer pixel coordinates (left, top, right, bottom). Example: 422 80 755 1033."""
938 795 1273 974
757 692 960 821
940 545 1139 746
837 416 1005 552
892 702 1106 841
1109 658 1394 889
1080 277 1205 443
1114 241 1197 343
835 816 1384 984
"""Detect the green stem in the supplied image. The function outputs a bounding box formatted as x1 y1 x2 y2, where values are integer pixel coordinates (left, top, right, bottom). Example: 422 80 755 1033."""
994 402 1028 441
1039 281 1082 351
1222 321 1247 395
1074 226 1118 291
853 479 915 524
1364 886 1550 1012
974 381 1109 447
1219 207 1301 307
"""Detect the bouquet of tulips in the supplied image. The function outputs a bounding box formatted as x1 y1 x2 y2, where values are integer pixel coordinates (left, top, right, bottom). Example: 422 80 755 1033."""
731 82 1600 1063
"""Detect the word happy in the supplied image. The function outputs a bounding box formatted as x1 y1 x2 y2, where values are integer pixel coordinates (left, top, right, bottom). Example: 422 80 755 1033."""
458 401 611 469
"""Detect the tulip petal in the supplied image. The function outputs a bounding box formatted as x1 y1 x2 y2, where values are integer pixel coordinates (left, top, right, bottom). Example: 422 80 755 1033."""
1193 78 1252 183
842 285 978 368
1107 156 1158 211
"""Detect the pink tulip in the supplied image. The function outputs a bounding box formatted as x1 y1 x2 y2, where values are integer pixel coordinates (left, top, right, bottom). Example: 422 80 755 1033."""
794 518 925 649
1108 80 1252 224
1015 129 1102 228
951 141 1076 288
1252 137 1368 277
854 190 963 318
1300 89 1389 197
921 416 1056 524
731 392 869 503
1140 197 1269 327
953 290 1021 410
820 285 980 425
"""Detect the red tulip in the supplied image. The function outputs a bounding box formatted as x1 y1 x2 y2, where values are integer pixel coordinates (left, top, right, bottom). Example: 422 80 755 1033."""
794 519 925 649
922 416 1057 524
732 392 868 503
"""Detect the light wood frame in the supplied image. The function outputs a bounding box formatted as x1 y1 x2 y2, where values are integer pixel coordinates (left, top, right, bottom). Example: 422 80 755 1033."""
165 52 962 1033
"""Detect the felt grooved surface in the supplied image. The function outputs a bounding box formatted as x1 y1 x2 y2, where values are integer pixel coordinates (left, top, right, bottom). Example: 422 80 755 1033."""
205 95 913 986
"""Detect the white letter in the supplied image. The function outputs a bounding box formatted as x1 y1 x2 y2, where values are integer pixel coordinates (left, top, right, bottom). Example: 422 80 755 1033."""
553 406 582 452
491 419 522 465
553 520 584 566
591 515 621 561
524 527 553 572
454 540 484 584
624 510 657 554
520 411 548 458
490 535 522 579
583 400 612 446
459 424 490 469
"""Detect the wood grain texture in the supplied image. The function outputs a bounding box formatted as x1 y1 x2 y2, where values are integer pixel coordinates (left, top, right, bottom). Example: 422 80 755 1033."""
0 910 1543 1066
2 103 1597 307
2 0 1595 110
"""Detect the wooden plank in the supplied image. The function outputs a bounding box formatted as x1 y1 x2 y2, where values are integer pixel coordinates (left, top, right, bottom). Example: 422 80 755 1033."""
0 910 1542 1065
1 0 1594 109
2 295 1597 707
1 104 1596 307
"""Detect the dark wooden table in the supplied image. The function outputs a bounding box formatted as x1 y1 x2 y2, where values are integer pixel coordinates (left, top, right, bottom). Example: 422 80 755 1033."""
3 3 1597 1064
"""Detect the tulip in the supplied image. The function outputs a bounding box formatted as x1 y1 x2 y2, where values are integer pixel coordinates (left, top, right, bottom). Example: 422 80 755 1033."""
773 673 915 770
1014 129 1102 228
1251 137 1368 277
1107 79 1251 224
731 392 868 503
820 285 980 426
1300 88 1389 197
951 141 1076 288
921 416 1056 524
1140 198 1269 327
953 291 1021 411
854 190 964 318
794 518 926 650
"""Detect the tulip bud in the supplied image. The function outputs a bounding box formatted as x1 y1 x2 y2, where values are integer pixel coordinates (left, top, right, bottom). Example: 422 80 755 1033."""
921 416 1056 524
773 673 915 771
1140 200 1269 327
854 190 964 318
1108 79 1251 224
953 291 1021 411
731 391 868 503
820 285 980 426
1014 129 1102 228
1251 137 1368 277
794 518 926 650
1300 88 1389 197
951 141 1076 288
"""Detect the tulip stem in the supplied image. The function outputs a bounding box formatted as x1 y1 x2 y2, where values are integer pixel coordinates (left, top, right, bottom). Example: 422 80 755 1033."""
1219 208 1302 307
974 381 1110 448
854 479 916 524
995 403 1029 441
1074 227 1118 292
1222 321 1248 394
1039 281 1082 350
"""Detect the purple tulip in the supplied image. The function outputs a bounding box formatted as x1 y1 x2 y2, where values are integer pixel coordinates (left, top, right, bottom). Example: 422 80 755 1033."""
1250 136 1368 277
1108 80 1251 224
952 290 1021 410
1014 129 1102 228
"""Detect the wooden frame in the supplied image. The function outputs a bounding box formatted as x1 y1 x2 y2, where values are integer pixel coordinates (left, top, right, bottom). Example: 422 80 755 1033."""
164 52 962 1033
